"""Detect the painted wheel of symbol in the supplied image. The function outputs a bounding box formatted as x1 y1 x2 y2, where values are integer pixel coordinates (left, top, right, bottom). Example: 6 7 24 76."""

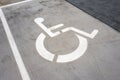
36 33 88 63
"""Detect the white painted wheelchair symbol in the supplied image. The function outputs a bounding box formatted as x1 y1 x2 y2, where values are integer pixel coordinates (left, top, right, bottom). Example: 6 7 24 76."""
34 17 98 63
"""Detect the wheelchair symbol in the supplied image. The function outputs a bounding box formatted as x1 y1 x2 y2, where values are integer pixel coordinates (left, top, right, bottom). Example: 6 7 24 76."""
34 17 98 63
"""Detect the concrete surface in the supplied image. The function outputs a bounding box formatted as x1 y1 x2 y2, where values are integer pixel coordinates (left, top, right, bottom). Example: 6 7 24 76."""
0 0 120 80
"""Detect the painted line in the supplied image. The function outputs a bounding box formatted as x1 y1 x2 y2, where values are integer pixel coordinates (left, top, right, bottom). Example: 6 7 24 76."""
0 9 31 80
34 18 61 37
36 33 88 63
62 27 98 39
49 24 64 30
0 0 32 8
57 34 87 63
36 33 55 61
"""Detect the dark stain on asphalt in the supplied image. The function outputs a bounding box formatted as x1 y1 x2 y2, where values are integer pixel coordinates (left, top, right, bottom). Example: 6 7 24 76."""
1 55 11 64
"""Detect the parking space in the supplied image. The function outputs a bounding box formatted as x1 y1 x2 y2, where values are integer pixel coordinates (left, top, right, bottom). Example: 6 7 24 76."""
0 0 120 80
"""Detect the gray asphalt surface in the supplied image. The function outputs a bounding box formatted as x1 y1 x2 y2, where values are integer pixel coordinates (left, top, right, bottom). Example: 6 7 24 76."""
0 0 24 6
0 0 120 80
0 20 21 80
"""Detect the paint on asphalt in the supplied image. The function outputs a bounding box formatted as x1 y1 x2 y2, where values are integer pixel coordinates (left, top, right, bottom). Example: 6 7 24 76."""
1 0 120 80
0 16 21 80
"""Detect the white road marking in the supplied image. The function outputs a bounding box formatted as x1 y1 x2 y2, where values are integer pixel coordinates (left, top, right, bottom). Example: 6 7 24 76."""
57 34 87 63
49 24 64 31
34 18 61 37
36 33 88 63
0 0 32 8
62 27 98 39
35 17 98 63
0 9 31 80
36 33 55 61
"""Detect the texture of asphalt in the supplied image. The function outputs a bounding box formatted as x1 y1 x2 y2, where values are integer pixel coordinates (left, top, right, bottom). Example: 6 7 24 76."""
66 0 120 32
0 20 21 80
0 0 24 6
0 0 120 80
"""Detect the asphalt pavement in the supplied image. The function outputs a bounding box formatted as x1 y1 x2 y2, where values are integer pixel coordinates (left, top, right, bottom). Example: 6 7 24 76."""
0 0 24 6
0 0 120 80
